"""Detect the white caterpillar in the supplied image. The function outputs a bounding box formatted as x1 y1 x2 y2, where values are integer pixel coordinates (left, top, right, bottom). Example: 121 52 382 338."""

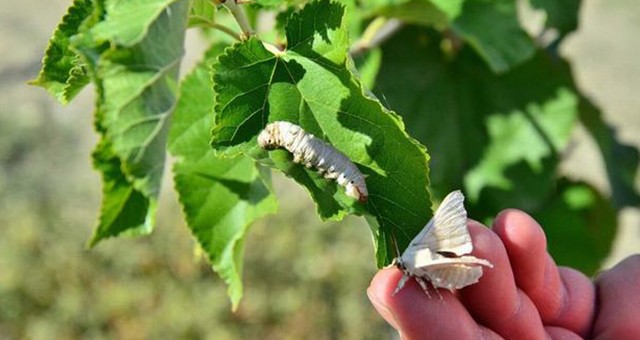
257 121 368 203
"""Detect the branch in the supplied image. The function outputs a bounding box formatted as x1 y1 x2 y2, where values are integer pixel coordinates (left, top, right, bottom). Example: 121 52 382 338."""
212 22 243 41
190 15 242 40
220 0 254 40
350 18 403 56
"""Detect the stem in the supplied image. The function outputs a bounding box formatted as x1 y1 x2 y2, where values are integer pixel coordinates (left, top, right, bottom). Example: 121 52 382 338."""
350 18 403 56
222 0 254 40
210 22 242 41
190 15 242 40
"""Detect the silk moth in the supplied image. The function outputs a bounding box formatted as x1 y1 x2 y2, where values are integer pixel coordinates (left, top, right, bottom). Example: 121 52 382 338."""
257 121 368 203
393 190 493 297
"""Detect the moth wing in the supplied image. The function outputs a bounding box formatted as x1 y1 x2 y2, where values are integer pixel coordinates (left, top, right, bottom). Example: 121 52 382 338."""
400 245 436 271
423 265 484 290
407 190 472 256
411 251 493 269
412 254 493 290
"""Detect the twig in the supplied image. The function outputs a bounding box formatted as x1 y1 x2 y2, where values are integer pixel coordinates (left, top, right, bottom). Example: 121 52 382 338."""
210 22 243 41
190 15 242 40
350 18 403 56
220 0 255 40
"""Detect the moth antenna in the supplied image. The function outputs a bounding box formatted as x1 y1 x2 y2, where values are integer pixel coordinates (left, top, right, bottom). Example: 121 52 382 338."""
390 229 401 259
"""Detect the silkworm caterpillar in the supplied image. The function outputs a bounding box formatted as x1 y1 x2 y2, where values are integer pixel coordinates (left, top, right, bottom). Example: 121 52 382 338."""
257 121 368 203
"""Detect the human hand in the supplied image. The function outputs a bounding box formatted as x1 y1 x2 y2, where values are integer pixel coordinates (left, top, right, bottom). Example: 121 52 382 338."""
367 209 640 339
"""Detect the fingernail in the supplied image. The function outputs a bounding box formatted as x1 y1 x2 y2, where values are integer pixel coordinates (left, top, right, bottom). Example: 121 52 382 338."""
367 287 400 329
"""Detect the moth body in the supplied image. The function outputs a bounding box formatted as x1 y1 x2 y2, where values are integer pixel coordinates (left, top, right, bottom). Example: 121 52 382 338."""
258 121 368 202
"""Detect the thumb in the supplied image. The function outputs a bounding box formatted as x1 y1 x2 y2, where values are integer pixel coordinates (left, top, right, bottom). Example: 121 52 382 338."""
368 268 485 339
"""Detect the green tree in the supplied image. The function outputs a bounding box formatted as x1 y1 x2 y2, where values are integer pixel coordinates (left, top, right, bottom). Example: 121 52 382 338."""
32 0 639 308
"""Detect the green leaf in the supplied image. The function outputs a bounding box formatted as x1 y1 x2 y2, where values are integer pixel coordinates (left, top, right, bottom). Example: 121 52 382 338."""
452 0 535 73
536 179 617 275
579 98 640 208
89 138 154 246
30 0 93 104
530 0 581 36
168 45 278 309
89 0 181 46
168 45 222 158
211 0 432 266
78 0 189 245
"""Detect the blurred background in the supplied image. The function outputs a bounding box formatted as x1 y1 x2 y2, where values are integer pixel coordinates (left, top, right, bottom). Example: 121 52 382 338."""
1 0 638 339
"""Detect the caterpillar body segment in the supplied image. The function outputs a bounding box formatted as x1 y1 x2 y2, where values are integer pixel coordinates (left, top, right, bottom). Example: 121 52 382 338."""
257 121 368 202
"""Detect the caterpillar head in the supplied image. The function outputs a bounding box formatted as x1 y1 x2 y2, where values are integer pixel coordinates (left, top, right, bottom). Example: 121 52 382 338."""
345 178 368 203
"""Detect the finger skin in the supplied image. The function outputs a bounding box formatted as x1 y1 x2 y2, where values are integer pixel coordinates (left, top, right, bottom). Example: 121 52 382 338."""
368 267 503 339
492 210 595 337
460 221 546 340
556 267 595 337
545 327 582 340
593 255 640 339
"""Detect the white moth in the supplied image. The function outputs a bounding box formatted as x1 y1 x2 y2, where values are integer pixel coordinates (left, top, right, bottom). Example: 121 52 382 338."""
393 190 493 297
257 121 368 202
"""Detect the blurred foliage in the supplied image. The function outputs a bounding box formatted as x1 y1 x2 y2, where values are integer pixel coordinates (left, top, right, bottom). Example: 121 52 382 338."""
0 109 387 338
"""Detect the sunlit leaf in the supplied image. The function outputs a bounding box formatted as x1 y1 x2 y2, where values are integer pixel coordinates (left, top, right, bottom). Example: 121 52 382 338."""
89 0 181 46
30 0 93 104
211 0 432 266
89 138 154 246
77 0 189 244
